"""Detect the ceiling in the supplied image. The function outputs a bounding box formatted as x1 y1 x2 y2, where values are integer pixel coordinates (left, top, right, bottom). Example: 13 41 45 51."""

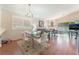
1 4 79 20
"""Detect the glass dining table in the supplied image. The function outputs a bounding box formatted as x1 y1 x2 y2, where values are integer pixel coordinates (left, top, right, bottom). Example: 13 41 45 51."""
25 30 43 48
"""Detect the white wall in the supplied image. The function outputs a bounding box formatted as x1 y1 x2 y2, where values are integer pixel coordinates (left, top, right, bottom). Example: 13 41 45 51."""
1 9 24 40
0 7 1 47
1 7 38 40
0 6 2 28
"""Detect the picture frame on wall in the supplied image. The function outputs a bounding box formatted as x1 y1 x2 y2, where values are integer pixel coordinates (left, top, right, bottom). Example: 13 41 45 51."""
39 20 44 27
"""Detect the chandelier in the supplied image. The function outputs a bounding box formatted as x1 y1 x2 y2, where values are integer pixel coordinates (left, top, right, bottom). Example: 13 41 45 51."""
25 4 33 18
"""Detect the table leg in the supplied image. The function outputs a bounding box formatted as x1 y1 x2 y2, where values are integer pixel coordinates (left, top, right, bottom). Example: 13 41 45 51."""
32 38 34 48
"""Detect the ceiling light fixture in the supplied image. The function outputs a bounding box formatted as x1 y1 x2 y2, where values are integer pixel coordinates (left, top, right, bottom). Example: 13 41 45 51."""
25 4 33 18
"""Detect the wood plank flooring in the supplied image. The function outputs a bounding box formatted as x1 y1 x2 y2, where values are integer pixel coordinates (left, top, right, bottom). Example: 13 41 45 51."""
0 41 23 55
0 39 77 55
39 39 77 55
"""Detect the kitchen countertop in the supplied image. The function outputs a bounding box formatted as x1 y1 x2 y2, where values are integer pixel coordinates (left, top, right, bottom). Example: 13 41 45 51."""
0 28 6 36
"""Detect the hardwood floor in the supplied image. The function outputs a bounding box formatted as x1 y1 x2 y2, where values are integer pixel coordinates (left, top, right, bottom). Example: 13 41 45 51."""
0 39 77 55
40 39 77 55
0 41 23 55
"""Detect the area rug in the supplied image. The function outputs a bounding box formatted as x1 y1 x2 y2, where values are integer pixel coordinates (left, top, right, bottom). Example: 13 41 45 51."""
17 39 46 55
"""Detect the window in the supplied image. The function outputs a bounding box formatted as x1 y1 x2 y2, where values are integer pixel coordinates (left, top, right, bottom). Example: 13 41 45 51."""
12 15 33 31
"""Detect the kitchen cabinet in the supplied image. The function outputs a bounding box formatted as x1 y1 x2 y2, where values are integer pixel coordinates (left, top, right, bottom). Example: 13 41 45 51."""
0 28 6 47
